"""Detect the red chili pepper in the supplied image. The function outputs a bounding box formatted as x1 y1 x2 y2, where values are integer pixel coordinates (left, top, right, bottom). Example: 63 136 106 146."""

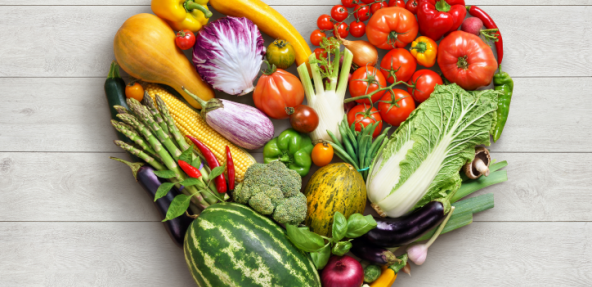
178 160 202 179
467 5 503 65
186 136 227 193
225 146 235 191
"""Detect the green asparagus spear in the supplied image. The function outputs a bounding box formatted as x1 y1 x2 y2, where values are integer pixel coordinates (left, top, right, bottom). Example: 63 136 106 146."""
155 94 191 151
114 140 166 171
142 92 172 139
111 120 157 158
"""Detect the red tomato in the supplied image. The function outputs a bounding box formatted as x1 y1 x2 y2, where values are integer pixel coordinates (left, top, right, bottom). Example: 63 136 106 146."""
366 7 419 49
175 30 196 50
310 29 326 46
361 0 375 3
380 48 417 83
253 68 305 119
347 104 383 137
317 14 334 31
342 0 357 8
331 5 349 22
407 70 443 103
377 89 415 126
354 4 371 21
405 0 419 14
349 66 387 105
314 48 327 60
437 31 498 90
333 22 349 39
288 105 319 133
350 20 366 38
388 0 405 7
371 1 387 14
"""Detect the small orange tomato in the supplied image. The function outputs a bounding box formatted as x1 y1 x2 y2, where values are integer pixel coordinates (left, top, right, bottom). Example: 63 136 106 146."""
125 82 144 101
312 142 334 167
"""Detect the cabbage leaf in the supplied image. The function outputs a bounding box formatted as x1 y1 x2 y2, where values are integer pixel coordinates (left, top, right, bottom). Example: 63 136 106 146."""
366 84 498 218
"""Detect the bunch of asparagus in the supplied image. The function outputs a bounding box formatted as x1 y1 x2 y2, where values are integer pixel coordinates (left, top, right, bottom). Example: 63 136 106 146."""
111 94 225 221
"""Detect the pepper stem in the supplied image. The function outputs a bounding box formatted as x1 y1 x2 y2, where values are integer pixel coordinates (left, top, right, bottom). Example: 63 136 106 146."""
110 157 144 180
426 206 455 248
411 41 427 54
435 0 451 12
185 1 213 18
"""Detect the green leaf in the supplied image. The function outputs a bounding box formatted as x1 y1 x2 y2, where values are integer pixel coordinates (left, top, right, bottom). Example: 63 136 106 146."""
180 178 205 188
345 214 377 238
191 157 202 170
154 182 175 201
286 225 325 253
332 211 348 242
163 194 191 222
209 164 226 179
331 240 352 256
310 244 331 270
179 146 194 163
153 170 177 179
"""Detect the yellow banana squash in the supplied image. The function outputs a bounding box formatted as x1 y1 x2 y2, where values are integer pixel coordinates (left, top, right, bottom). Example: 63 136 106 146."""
113 13 213 109
209 0 312 67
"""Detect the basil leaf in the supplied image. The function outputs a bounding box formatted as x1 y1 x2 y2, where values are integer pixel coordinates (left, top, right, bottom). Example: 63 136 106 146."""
310 244 331 270
209 164 226 180
332 240 352 256
345 214 377 238
153 170 176 179
179 146 194 164
286 225 325 253
180 178 204 188
163 194 191 222
154 182 175 201
332 211 348 242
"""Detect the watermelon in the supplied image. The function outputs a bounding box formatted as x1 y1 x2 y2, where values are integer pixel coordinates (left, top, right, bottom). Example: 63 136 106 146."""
184 203 321 287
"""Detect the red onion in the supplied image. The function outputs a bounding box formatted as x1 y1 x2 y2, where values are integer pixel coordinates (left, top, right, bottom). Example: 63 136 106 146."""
321 255 364 287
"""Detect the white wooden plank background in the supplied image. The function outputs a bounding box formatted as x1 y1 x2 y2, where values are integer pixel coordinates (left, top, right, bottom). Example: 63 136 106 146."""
0 0 591 286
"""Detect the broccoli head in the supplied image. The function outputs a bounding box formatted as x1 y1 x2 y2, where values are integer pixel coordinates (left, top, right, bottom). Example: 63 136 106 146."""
232 161 307 225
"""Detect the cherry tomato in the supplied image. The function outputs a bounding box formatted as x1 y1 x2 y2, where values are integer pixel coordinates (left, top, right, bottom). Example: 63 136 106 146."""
312 142 334 167
125 82 144 101
354 4 371 21
388 0 405 7
342 0 357 8
314 48 327 60
349 21 366 38
347 104 383 137
405 0 419 14
370 1 387 14
317 14 334 31
380 48 417 83
288 105 319 133
349 66 387 105
331 5 349 22
407 70 443 103
333 22 349 39
175 30 196 50
361 0 374 3
377 89 415 126
310 29 326 46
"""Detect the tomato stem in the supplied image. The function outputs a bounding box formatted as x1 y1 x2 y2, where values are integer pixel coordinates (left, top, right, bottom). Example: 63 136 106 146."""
457 55 469 70
261 60 277 76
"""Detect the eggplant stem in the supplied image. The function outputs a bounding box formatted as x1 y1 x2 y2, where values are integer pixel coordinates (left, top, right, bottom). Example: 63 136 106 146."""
426 206 455 248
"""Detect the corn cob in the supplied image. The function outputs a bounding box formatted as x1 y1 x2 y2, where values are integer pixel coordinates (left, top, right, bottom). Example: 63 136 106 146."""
145 84 256 181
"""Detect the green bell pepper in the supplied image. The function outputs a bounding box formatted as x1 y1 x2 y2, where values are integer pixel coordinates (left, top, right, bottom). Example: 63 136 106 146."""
263 128 314 177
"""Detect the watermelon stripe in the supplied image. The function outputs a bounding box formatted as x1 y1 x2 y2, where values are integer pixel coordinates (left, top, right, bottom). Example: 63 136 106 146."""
184 240 212 287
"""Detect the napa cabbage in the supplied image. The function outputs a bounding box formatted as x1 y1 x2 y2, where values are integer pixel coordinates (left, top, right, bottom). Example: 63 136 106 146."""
366 84 498 218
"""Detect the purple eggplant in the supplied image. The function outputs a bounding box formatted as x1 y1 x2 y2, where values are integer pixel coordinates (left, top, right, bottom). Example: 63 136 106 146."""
350 238 399 265
182 87 274 150
363 201 447 248
112 158 193 248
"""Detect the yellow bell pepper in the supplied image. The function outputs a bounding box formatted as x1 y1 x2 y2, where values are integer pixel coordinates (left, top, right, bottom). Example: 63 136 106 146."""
410 36 438 68
369 254 408 287
151 0 212 33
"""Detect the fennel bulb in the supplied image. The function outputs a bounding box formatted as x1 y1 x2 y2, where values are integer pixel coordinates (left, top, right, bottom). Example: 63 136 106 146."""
366 84 498 218
297 47 353 142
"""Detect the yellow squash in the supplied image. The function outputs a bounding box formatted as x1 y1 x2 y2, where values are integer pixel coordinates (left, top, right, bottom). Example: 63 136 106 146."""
113 13 213 109
209 0 312 67
304 163 367 236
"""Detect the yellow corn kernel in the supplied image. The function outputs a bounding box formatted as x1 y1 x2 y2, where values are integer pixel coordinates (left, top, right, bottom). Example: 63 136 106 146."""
145 84 256 182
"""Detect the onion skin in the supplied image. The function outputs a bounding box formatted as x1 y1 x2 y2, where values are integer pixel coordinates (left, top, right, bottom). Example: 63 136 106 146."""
321 255 364 287
338 34 378 67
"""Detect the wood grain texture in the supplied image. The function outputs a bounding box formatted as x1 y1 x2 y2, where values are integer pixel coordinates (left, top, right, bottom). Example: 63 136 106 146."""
0 0 590 5
0 6 590 77
0 222 589 286
1 77 589 153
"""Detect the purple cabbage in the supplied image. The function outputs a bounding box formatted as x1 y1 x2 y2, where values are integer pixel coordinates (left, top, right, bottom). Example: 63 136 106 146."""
193 16 266 96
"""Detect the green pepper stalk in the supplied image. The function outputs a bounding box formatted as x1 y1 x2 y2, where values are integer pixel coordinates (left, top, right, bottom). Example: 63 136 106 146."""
492 65 514 142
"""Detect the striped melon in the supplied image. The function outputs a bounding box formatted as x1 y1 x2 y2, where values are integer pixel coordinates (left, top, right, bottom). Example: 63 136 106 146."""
184 203 321 287
304 163 367 236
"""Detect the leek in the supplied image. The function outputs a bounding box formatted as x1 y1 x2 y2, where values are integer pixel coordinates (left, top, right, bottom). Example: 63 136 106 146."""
297 42 354 142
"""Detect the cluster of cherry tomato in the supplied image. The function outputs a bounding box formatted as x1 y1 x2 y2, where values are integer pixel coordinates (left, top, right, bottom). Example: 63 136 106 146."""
310 0 418 46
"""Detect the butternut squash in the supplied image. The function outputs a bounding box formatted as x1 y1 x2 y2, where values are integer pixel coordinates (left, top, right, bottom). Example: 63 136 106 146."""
209 0 312 67
304 163 367 236
113 13 213 109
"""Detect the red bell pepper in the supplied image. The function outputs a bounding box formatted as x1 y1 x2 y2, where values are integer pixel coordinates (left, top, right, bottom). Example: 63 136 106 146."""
417 0 466 41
